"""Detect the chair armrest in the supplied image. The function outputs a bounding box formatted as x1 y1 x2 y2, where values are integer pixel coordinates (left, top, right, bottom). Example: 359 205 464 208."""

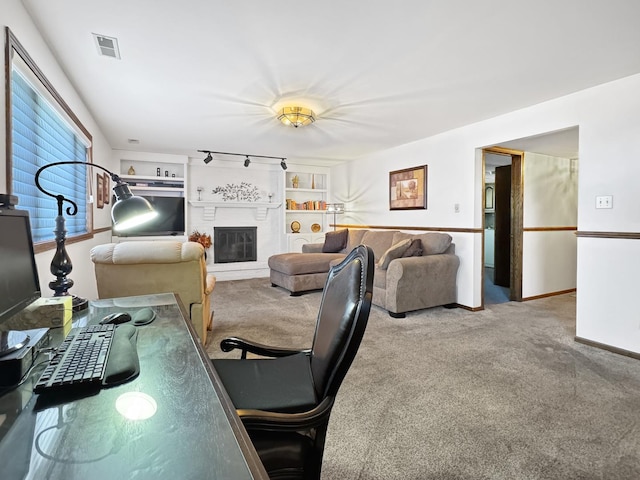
220 337 310 359
204 274 216 295
301 243 324 253
238 397 335 431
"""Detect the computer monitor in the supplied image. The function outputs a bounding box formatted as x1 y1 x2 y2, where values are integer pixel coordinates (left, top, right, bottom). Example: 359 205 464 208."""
0 207 41 332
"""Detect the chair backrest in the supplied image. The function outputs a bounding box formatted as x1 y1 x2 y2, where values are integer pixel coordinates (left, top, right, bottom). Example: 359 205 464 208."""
310 244 374 400
90 241 207 307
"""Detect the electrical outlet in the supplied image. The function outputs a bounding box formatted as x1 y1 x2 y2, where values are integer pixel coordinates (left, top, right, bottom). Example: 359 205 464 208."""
454 203 460 213
595 195 613 209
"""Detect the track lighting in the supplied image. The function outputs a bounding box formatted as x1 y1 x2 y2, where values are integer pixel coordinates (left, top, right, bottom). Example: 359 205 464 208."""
197 150 287 169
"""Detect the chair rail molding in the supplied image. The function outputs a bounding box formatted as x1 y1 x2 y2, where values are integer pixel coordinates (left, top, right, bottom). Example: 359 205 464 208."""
189 201 281 221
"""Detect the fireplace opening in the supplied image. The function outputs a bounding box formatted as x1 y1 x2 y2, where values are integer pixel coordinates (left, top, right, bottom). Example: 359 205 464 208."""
214 227 257 263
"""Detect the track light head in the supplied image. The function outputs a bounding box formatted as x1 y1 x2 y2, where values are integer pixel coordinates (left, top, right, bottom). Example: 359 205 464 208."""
244 156 251 168
204 152 213 164
281 159 287 170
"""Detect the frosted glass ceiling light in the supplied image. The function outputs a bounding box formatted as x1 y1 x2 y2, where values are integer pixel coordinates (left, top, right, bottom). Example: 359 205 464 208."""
277 106 316 128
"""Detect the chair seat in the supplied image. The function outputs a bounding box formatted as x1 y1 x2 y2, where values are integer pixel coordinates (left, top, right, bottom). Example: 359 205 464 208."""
213 352 317 413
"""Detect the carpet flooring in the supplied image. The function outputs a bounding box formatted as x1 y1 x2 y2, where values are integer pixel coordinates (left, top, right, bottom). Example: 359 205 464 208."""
207 278 640 480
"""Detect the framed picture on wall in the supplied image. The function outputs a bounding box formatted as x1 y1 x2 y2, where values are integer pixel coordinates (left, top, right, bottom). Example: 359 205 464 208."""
97 172 104 209
103 173 110 204
389 165 427 210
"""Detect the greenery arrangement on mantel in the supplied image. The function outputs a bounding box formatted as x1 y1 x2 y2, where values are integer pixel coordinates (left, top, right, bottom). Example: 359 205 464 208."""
211 182 260 202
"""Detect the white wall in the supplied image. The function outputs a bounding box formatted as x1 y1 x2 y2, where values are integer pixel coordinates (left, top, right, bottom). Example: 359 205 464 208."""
187 157 283 280
1 0 116 301
522 152 578 298
331 72 640 354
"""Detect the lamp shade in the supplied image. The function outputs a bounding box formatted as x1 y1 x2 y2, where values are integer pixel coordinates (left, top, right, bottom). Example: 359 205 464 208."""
277 106 316 128
326 203 345 214
111 182 158 231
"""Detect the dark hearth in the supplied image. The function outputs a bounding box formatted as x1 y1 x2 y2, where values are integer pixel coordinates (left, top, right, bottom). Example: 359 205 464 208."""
214 227 257 263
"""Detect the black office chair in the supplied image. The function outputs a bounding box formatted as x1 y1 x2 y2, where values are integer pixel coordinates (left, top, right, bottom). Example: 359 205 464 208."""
212 245 374 480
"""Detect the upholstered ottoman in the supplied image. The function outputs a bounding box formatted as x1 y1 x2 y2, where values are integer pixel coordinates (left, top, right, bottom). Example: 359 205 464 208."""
268 252 345 295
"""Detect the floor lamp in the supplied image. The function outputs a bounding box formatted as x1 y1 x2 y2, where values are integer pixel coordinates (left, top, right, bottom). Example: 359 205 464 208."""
34 161 158 310
326 203 345 231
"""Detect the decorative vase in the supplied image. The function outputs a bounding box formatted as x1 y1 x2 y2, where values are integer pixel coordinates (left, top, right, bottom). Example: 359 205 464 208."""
128 166 136 175
292 175 299 188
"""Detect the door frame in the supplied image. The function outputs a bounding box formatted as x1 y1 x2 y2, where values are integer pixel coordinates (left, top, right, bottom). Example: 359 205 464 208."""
482 147 524 306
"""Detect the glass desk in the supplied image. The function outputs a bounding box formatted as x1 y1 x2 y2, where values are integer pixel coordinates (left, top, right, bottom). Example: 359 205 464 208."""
0 293 268 480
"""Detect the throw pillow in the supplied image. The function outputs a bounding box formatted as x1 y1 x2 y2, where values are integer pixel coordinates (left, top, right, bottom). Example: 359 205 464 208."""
322 229 348 253
377 239 412 270
402 238 423 257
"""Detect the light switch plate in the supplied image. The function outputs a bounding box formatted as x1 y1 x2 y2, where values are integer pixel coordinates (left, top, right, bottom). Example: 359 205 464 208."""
595 195 613 209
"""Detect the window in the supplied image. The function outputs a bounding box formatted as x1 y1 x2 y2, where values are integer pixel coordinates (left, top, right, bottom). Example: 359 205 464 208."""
5 27 93 251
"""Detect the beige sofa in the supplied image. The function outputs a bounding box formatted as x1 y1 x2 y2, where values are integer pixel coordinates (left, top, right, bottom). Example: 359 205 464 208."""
268 229 459 317
90 241 216 344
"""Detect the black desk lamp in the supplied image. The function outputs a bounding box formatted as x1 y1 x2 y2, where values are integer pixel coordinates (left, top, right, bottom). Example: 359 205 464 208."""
35 161 158 311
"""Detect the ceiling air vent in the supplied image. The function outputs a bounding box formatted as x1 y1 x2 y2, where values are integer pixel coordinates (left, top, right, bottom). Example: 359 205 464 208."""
92 33 121 59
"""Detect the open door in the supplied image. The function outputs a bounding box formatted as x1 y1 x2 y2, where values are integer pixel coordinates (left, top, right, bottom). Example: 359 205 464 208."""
494 165 511 288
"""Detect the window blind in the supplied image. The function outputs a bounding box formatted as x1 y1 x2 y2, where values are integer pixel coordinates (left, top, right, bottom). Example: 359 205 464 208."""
11 69 88 243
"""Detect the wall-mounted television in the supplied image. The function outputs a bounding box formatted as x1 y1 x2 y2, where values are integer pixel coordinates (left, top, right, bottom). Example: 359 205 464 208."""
115 195 185 237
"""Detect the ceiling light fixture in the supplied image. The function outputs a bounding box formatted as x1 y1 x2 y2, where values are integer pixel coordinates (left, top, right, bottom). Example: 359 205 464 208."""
277 106 316 128
198 150 287 170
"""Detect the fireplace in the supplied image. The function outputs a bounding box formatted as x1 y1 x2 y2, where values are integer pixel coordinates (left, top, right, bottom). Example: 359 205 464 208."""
214 227 257 263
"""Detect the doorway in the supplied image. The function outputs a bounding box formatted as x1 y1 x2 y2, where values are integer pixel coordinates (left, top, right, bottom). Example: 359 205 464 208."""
482 148 523 306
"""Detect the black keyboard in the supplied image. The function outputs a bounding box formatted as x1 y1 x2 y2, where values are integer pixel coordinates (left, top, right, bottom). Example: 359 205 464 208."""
34 324 115 395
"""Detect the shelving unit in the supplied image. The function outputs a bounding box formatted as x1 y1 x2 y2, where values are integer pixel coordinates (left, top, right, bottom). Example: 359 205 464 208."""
284 168 330 252
114 156 188 241
120 159 185 194
119 174 184 193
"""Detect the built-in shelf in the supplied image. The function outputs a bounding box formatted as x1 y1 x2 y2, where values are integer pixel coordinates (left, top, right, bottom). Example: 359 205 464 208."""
121 174 185 182
285 210 328 214
285 188 327 193
189 201 281 221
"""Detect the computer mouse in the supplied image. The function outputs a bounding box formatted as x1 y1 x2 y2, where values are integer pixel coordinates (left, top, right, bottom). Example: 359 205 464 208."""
132 307 156 326
100 312 132 325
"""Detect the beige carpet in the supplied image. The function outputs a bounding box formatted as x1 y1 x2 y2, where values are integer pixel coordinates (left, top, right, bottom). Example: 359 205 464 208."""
208 278 640 480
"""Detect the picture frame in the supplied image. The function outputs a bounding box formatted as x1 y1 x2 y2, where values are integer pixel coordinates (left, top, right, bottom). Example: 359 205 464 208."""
484 184 494 210
103 173 110 204
97 172 104 209
389 165 427 210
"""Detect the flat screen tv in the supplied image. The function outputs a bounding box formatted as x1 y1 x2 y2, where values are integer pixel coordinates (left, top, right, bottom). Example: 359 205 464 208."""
0 207 41 326
115 195 185 237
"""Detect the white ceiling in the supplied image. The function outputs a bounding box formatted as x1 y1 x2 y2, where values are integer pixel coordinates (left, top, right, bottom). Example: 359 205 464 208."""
21 0 640 166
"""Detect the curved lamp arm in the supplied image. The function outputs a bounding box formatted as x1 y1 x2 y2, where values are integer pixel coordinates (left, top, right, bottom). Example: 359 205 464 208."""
33 161 157 310
34 161 156 230
35 161 113 217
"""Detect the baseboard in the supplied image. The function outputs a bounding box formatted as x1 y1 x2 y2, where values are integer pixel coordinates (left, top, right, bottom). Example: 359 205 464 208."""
455 304 482 312
575 336 640 361
522 288 576 301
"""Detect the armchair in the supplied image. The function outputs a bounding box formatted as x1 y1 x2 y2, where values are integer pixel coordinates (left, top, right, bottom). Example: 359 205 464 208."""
90 240 215 344
213 245 374 480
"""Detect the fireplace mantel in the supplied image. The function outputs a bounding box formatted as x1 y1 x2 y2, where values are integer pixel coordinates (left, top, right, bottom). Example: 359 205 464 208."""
189 200 281 221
